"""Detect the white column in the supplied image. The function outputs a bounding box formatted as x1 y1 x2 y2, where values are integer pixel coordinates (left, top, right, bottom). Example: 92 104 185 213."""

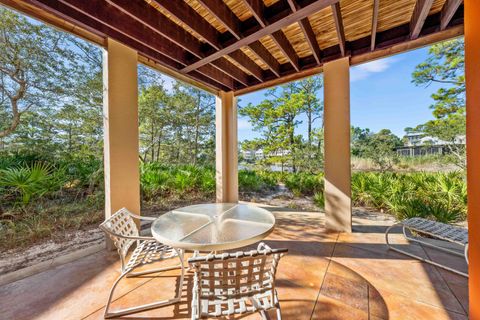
323 57 352 232
103 38 140 227
216 91 239 203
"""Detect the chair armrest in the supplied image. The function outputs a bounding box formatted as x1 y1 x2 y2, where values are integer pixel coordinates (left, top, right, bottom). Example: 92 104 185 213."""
127 212 157 221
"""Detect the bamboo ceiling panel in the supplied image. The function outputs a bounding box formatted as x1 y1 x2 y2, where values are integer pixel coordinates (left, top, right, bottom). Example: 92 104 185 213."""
13 0 462 93
240 47 270 70
260 35 289 64
309 7 339 50
341 0 374 42
282 23 312 58
377 0 417 33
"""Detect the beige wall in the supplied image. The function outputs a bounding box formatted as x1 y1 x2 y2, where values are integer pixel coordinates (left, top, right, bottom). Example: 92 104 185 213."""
103 38 140 222
323 57 352 232
216 91 239 203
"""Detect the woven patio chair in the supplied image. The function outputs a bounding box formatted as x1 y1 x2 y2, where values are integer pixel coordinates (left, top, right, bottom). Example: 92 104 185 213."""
99 208 185 319
188 242 287 319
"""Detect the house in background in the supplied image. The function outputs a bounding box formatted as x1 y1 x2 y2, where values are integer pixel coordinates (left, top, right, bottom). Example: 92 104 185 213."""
397 132 466 157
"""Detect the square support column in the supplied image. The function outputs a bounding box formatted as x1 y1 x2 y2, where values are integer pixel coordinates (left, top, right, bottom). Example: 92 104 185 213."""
216 91 238 203
103 38 140 225
323 57 352 232
465 0 480 317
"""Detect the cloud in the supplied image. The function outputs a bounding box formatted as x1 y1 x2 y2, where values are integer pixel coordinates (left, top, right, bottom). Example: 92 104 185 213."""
351 57 398 82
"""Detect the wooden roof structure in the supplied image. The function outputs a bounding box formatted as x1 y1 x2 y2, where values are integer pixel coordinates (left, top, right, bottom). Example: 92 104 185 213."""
1 0 464 95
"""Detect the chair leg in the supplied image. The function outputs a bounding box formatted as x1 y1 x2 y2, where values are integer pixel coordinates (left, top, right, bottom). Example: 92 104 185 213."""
104 270 130 319
104 256 185 319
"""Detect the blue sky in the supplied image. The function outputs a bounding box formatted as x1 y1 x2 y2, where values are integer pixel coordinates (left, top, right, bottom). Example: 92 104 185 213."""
235 47 444 142
157 46 443 142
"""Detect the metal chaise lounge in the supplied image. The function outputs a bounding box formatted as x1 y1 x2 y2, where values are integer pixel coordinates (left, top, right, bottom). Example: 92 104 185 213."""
385 217 468 277
99 208 185 319
188 242 287 319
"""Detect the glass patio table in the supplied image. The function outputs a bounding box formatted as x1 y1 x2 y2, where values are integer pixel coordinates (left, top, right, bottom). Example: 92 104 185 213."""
151 203 275 252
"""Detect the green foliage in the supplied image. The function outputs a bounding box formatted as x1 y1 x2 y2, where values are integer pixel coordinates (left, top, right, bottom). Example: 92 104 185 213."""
239 76 323 172
284 172 324 196
351 128 402 171
0 162 66 205
350 171 466 223
411 38 465 168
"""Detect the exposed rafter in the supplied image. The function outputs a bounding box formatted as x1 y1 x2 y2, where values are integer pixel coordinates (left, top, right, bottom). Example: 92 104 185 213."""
371 0 379 51
410 0 435 39
211 58 250 86
299 19 322 64
106 0 253 87
271 30 300 71
1 0 464 94
57 0 243 90
331 2 346 56
196 0 242 39
242 0 266 27
440 0 463 30
181 0 339 73
149 0 222 50
228 50 265 82
287 0 321 65
249 41 281 77
106 0 204 59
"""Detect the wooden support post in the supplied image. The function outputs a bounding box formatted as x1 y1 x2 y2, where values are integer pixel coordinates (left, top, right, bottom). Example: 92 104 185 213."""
216 91 239 203
465 0 480 318
323 57 352 232
103 38 140 233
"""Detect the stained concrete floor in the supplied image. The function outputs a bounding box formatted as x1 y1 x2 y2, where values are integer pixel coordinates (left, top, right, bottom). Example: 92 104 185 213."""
0 204 469 320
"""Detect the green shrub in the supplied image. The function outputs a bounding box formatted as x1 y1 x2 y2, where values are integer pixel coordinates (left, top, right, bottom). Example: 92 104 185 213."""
0 162 67 205
283 172 324 196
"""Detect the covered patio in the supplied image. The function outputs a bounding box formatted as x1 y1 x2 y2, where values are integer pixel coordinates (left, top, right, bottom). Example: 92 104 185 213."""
0 205 469 319
0 0 478 318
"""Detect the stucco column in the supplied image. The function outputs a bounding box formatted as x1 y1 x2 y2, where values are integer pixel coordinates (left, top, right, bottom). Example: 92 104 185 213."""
323 57 352 232
216 91 238 203
103 38 140 227
465 0 480 317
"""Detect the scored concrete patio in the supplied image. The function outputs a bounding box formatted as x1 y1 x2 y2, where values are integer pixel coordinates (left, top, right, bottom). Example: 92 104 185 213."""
0 204 468 320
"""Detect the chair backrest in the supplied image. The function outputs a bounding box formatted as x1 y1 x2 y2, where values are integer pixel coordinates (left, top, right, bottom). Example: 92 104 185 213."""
99 208 139 257
189 245 287 301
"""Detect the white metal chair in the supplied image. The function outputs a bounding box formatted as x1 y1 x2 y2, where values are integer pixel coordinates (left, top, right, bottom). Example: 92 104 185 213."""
188 242 287 319
99 208 185 319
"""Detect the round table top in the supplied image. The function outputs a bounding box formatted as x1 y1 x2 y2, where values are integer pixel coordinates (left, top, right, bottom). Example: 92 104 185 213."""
151 203 275 252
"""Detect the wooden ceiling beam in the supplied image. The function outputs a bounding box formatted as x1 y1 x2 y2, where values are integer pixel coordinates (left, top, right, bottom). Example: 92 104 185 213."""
410 0 435 39
331 2 346 56
249 41 281 77
242 0 266 27
370 0 379 51
58 0 189 65
197 64 236 89
106 0 204 59
106 0 252 87
440 0 463 30
18 0 230 91
299 18 322 64
211 57 251 86
181 0 339 73
58 0 241 90
271 30 300 71
196 0 242 39
236 17 464 96
228 50 265 82
149 0 222 50
287 0 321 65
